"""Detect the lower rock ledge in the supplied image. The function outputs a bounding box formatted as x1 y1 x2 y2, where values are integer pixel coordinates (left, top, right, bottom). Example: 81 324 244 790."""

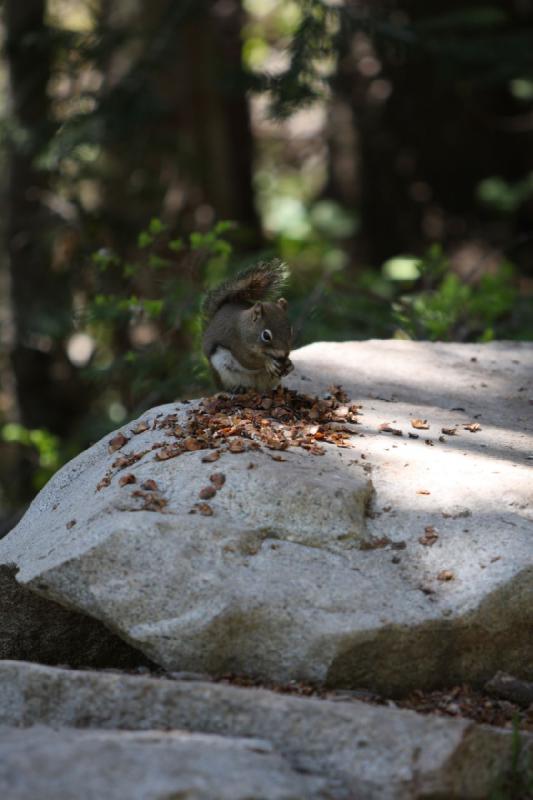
0 726 319 800
1 660 531 800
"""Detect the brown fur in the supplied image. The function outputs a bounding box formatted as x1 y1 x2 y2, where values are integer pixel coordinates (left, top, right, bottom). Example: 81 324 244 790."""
202 260 288 323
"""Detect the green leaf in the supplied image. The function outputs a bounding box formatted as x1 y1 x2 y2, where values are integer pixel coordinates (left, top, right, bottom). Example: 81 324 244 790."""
142 299 164 319
214 220 236 235
148 254 171 270
122 262 138 278
213 239 232 258
91 248 119 271
189 231 206 249
148 217 166 235
138 231 153 248
477 174 533 214
169 238 183 253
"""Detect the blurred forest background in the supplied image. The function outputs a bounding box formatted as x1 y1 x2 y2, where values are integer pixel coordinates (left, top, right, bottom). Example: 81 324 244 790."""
1 0 533 521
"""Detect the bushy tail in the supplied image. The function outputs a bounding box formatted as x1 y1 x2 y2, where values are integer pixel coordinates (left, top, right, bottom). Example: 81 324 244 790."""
202 259 289 322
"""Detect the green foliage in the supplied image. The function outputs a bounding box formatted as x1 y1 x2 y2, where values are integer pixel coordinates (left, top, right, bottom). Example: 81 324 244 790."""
190 223 235 259
82 218 236 432
266 0 339 117
391 247 517 342
1 423 61 490
264 1 533 113
265 201 522 346
478 174 533 214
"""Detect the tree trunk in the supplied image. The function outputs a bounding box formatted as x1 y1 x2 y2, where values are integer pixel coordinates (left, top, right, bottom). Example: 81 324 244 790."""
328 0 533 266
96 0 260 248
87 0 261 414
4 0 82 435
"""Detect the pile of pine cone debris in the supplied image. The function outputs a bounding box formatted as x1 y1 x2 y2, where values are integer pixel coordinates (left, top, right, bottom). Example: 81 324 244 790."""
153 385 361 462
98 387 362 507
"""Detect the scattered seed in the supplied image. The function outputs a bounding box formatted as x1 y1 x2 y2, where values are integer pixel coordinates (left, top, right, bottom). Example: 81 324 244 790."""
194 502 213 516
360 536 392 550
108 433 129 453
437 570 455 582
209 473 226 489
202 451 220 463
132 420 150 435
184 437 203 451
113 451 148 470
411 419 429 430
155 446 182 461
228 439 246 453
419 526 439 546
378 423 403 436
131 489 167 512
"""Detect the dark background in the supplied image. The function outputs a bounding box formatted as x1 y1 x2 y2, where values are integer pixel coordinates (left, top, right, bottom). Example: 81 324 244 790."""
1 0 532 519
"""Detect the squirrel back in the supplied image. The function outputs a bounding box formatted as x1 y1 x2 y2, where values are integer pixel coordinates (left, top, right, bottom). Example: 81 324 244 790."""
202 259 288 324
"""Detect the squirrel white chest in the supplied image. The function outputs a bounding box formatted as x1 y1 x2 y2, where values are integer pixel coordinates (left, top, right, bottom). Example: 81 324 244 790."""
210 346 280 392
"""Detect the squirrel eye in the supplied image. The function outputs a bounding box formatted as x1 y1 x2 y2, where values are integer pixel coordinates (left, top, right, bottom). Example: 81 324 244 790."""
261 329 272 343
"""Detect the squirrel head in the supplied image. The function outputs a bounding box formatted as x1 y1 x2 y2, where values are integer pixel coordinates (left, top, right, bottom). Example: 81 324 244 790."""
241 298 293 361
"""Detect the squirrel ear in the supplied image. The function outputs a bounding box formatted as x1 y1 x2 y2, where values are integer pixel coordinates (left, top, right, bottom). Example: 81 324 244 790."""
251 302 263 321
277 297 288 311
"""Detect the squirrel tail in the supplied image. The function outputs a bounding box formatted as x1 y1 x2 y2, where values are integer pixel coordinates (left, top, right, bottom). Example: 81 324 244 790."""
202 259 289 321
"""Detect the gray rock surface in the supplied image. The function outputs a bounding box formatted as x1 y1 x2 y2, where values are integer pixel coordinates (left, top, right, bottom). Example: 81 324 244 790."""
1 661 530 800
0 726 318 800
0 341 531 692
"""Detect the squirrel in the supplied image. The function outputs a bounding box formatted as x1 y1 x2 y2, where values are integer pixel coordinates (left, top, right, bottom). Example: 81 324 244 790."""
202 260 294 393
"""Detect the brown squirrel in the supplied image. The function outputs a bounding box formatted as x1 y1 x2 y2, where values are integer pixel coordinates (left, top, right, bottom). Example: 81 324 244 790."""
202 260 294 392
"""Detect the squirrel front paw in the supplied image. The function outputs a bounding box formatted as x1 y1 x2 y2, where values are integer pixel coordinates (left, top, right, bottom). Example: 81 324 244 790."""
272 356 294 377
